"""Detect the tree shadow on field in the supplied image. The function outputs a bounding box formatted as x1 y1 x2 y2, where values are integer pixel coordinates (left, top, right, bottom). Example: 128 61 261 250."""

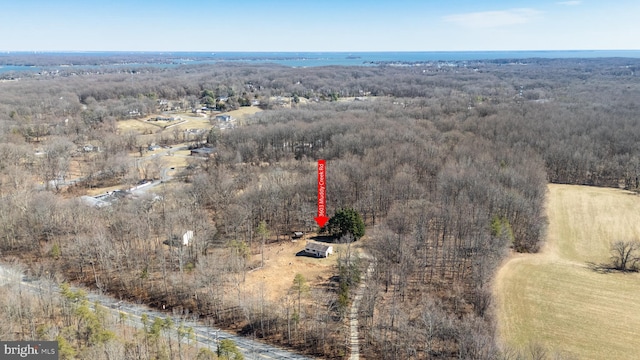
586 262 615 274
588 240 640 274
587 261 639 274
309 235 336 244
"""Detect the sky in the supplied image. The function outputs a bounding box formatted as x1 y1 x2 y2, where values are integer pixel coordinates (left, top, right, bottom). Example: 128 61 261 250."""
1 0 639 52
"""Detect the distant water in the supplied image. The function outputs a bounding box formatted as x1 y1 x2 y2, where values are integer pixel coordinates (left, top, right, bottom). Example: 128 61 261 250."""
198 50 640 67
1 50 640 74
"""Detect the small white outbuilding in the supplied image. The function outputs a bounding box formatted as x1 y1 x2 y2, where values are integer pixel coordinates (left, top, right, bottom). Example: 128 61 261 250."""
183 230 194 246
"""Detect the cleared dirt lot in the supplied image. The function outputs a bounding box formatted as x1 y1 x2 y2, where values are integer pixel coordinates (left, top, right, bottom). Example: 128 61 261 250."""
494 184 640 359
239 237 352 303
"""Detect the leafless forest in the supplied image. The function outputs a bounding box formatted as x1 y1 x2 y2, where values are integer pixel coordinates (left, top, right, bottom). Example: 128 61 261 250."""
1 56 639 359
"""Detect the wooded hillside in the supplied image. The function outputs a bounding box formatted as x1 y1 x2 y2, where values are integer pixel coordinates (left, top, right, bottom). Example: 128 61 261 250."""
0 57 639 358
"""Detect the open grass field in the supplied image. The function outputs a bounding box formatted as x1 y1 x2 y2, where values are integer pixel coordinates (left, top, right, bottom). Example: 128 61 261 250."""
161 149 192 168
494 184 640 359
117 118 161 134
118 107 262 135
227 106 263 119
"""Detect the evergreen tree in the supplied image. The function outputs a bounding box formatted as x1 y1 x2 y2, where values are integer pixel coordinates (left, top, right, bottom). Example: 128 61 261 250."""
217 339 244 360
328 208 365 240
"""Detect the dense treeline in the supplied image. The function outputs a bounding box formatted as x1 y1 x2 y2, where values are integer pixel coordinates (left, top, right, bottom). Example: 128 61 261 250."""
0 58 639 358
210 100 546 358
2 59 640 190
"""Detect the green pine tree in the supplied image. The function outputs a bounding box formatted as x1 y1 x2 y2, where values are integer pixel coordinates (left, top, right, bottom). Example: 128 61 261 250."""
328 208 365 240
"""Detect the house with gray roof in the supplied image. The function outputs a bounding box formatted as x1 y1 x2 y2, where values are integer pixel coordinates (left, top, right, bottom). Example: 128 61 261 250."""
304 241 333 258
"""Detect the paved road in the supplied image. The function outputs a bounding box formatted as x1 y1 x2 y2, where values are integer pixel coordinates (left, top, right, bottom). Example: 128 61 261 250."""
0 265 311 360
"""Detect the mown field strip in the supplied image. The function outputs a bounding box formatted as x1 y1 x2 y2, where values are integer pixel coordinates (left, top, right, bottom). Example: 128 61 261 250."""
495 184 640 360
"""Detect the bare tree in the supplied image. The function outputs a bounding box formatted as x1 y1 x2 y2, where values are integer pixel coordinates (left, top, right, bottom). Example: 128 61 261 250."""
609 240 640 271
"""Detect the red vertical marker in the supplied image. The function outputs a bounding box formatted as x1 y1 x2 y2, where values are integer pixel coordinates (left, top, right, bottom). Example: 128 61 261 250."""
314 159 329 228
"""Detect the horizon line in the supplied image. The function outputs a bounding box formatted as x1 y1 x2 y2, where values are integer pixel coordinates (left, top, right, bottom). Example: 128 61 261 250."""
1 49 640 54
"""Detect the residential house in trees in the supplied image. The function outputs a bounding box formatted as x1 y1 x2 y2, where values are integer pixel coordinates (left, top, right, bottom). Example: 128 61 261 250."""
215 114 232 122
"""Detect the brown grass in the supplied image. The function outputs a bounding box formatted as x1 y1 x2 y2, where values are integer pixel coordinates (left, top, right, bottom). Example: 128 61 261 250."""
494 184 640 359
226 107 263 118
239 236 353 303
117 119 161 134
